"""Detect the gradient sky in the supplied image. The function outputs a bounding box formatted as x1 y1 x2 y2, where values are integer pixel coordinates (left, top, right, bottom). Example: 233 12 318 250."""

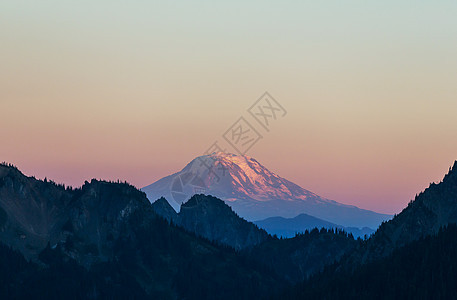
1 1 457 214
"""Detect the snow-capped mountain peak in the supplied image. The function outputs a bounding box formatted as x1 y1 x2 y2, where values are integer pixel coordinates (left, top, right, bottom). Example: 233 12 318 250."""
142 152 391 228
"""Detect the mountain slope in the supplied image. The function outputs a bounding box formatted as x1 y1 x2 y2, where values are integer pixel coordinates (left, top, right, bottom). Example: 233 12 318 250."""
360 160 457 261
285 224 457 299
0 163 283 299
142 152 391 228
151 197 178 223
281 160 457 298
151 194 360 282
181 194 270 249
0 164 74 260
152 194 270 250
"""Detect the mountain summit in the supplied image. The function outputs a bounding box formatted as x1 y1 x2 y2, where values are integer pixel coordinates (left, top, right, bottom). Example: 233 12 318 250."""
142 153 391 228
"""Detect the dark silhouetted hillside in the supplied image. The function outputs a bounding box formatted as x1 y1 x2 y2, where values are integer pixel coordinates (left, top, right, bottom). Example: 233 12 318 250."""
0 164 282 299
153 194 270 250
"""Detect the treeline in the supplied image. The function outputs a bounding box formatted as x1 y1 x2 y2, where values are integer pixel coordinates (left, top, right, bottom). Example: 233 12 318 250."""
1 162 137 192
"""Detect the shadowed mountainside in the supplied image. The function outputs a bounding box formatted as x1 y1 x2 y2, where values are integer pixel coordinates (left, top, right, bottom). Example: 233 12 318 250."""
152 194 270 250
285 224 457 299
357 160 457 263
0 163 282 299
281 161 457 299
151 194 359 283
0 163 359 298
5 161 456 298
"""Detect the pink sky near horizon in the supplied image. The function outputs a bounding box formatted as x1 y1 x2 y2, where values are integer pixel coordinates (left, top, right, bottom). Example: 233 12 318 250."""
1 1 457 215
